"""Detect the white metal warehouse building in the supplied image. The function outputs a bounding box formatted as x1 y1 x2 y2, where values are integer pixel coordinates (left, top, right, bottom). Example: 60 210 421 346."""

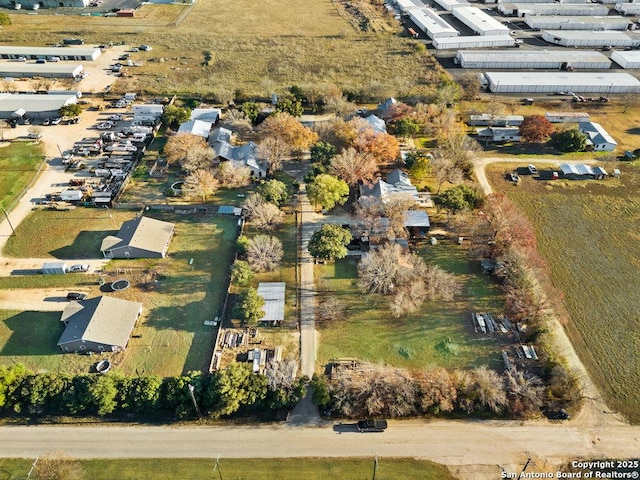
0 63 84 79
452 7 510 36
456 50 611 69
499 3 609 16
432 0 468 11
525 16 632 31
433 35 516 49
0 46 101 61
542 30 640 47
483 72 640 93
394 0 423 15
616 3 640 15
611 50 640 69
0 93 78 120
409 8 459 39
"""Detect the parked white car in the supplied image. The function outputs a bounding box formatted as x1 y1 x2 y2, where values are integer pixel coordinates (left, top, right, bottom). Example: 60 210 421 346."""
69 264 90 273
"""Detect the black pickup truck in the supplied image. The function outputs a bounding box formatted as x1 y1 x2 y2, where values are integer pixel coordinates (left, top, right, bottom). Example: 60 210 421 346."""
357 419 388 432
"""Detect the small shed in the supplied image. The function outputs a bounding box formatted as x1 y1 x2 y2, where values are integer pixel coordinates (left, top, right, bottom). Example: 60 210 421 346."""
42 262 68 274
256 282 286 326
217 205 242 216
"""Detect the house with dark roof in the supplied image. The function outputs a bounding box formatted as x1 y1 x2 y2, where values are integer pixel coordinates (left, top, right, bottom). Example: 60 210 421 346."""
209 128 267 178
100 216 174 259
57 296 143 353
359 169 419 203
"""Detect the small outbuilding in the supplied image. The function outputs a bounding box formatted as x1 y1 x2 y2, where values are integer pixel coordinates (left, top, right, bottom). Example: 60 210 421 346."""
545 112 590 123
256 282 286 326
57 296 143 353
101 216 175 259
475 126 521 142
177 119 213 139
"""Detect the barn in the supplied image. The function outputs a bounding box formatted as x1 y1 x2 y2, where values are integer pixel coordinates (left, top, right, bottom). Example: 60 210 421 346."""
101 216 175 259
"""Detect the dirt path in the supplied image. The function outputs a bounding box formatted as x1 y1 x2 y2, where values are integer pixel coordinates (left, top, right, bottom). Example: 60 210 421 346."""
0 288 90 311
473 157 626 429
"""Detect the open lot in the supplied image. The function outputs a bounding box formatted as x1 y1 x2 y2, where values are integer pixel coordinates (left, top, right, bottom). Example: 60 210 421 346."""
0 210 238 377
0 457 455 480
1 0 438 98
487 161 640 423
0 141 44 211
316 241 507 371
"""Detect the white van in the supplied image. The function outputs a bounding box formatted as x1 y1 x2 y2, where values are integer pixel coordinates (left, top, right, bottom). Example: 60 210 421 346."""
49 56 61 62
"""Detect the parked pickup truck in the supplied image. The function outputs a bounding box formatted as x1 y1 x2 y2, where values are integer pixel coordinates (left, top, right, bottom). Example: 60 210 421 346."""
357 419 387 432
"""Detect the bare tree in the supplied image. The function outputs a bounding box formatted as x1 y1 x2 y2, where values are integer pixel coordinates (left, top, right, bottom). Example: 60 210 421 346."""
389 280 428 318
32 451 83 480
505 368 544 416
242 193 265 218
330 147 378 187
417 367 457 414
246 234 283 272
264 359 298 390
220 108 253 135
164 133 207 166
317 295 346 323
423 265 461 302
353 196 384 237
622 92 636 114
431 153 464 194
358 243 405 294
258 136 290 172
250 201 285 231
383 195 415 239
182 143 215 172
323 95 355 118
183 169 219 202
216 161 252 188
454 367 507 413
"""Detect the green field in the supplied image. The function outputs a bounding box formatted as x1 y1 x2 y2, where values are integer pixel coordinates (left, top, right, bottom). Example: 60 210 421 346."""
0 142 44 211
0 211 238 377
0 457 456 480
317 242 506 371
487 162 640 423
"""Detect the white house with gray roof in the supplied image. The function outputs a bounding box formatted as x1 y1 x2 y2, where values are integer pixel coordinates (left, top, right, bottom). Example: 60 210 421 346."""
578 122 617 151
58 296 143 353
101 216 175 259
209 128 267 178
359 169 419 203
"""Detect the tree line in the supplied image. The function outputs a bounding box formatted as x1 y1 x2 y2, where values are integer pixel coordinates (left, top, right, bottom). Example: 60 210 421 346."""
0 362 305 420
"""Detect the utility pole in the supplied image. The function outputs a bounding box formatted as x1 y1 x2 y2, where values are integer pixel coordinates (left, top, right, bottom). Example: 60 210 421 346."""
371 454 379 480
519 451 532 478
1 207 16 236
27 456 39 479
187 383 202 420
212 454 223 480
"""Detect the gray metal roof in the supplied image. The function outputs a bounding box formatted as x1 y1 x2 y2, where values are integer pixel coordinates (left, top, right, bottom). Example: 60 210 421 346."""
484 71 640 87
101 216 174 256
543 30 638 40
257 282 286 322
405 210 430 228
612 50 640 62
526 15 630 26
177 119 212 138
0 93 77 114
0 63 83 77
458 50 610 63
0 46 100 58
58 296 142 349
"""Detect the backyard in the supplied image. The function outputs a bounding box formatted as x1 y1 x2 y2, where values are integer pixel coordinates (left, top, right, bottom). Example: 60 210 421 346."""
0 210 238 377
0 141 44 211
316 240 507 372
487 161 640 423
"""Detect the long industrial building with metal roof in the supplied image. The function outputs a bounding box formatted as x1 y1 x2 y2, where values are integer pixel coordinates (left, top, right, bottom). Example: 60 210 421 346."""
482 71 640 93
409 8 459 39
499 3 609 16
452 6 510 36
525 15 633 31
611 50 640 69
0 63 84 79
542 30 640 47
0 46 101 61
433 35 516 49
456 50 611 69
0 92 78 120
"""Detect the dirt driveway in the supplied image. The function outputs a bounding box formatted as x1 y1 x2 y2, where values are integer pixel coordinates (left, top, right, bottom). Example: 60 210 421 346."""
0 288 88 311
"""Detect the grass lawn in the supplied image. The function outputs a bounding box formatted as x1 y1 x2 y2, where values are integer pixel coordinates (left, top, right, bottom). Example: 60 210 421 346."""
0 141 44 211
0 457 456 480
317 241 507 372
486 161 640 423
2 208 137 259
0 212 238 377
